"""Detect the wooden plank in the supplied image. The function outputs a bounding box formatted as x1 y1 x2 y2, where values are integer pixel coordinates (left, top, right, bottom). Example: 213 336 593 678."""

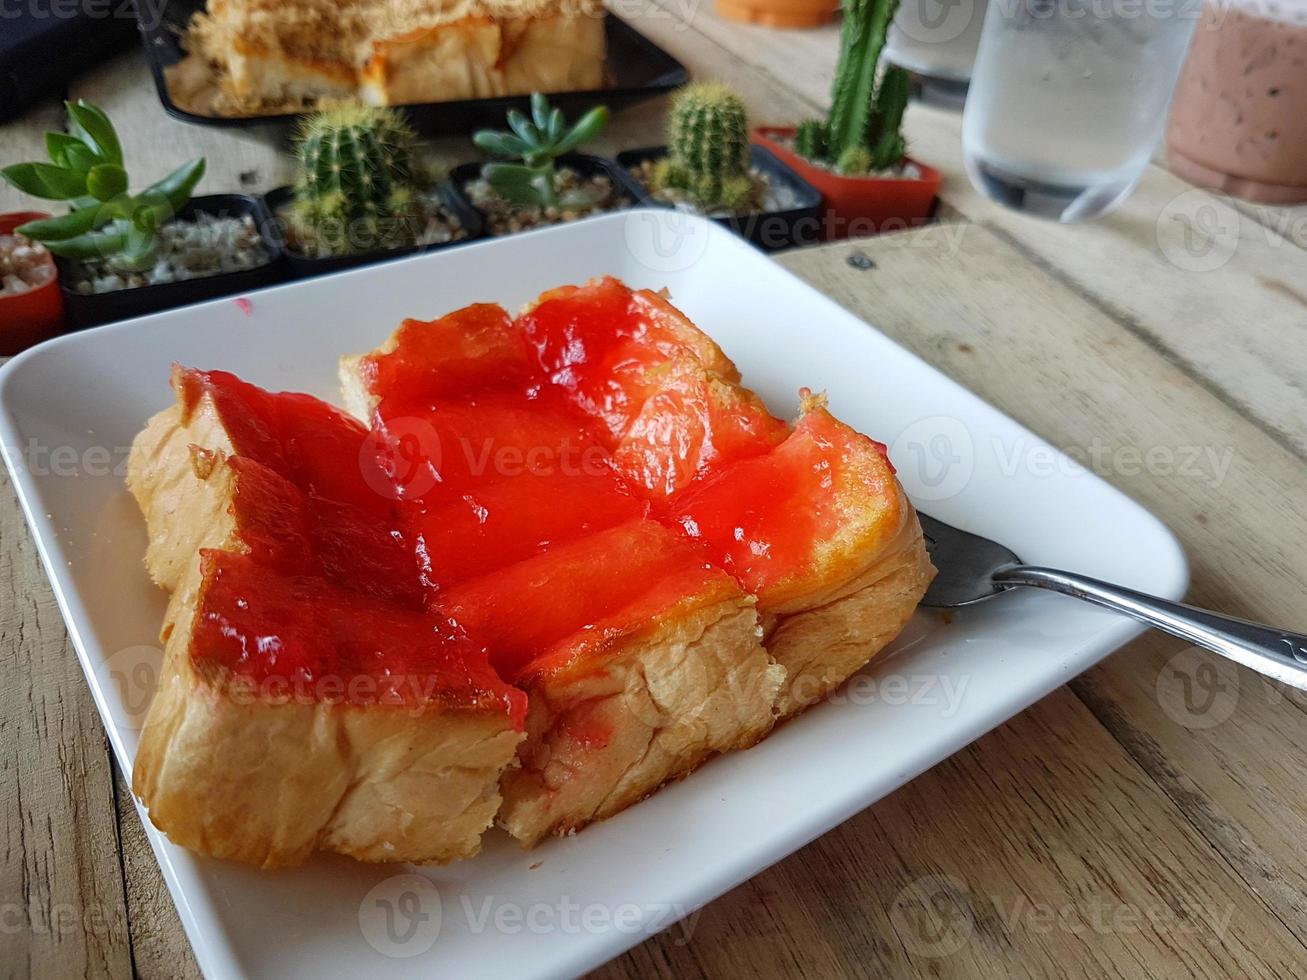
598 686 1307 979
643 2 1307 459
776 225 1307 935
112 773 201 980
0 460 133 979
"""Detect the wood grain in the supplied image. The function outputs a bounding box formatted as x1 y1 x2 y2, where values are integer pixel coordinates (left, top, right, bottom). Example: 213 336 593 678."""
0 464 132 979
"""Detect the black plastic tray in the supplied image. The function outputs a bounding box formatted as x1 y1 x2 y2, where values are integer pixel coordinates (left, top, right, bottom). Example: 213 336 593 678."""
449 153 649 237
263 184 485 279
137 4 688 135
616 145 824 252
58 194 287 329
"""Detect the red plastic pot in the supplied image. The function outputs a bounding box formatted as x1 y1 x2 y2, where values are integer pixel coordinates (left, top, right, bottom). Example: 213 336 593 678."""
753 127 942 241
0 212 65 355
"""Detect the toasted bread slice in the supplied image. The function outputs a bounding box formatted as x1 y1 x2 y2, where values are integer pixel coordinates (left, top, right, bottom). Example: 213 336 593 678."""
127 370 524 867
342 305 782 844
516 279 935 715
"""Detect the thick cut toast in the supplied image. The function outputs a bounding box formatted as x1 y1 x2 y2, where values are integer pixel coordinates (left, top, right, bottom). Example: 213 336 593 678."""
189 0 606 112
516 278 936 715
127 369 525 867
342 305 781 845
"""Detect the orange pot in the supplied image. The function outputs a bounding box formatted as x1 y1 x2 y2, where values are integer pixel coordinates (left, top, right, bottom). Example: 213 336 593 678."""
715 0 838 28
753 127 942 241
0 212 65 355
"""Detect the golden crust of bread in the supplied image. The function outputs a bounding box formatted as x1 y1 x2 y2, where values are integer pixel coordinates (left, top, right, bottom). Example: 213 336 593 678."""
133 559 522 868
499 593 780 846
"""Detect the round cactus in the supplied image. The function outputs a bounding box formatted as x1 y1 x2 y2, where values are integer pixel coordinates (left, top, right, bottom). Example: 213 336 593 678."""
835 145 873 176
653 82 760 213
289 106 426 256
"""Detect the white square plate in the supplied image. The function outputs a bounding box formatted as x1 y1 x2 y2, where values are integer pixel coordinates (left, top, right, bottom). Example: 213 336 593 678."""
0 212 1186 979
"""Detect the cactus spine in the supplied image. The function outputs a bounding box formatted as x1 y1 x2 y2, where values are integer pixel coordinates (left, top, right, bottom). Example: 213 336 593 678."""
652 83 760 213
289 106 425 256
793 0 910 176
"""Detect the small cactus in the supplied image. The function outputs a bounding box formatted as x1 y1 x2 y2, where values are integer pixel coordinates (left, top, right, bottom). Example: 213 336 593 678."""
652 83 760 213
793 119 828 161
289 106 425 256
791 0 911 177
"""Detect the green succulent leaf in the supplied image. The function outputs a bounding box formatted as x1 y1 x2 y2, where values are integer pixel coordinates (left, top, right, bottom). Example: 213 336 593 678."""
43 222 129 260
506 109 540 147
16 206 107 242
87 163 129 202
66 100 123 166
482 161 554 208
139 157 206 213
552 105 608 156
0 162 87 200
472 130 532 160
546 107 564 144
530 92 551 132
46 133 83 169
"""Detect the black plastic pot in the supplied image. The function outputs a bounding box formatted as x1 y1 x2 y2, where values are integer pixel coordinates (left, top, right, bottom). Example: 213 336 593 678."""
58 194 287 329
263 184 485 279
448 154 650 237
616 145 824 252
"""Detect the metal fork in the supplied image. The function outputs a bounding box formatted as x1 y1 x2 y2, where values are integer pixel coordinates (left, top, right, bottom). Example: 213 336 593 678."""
918 513 1307 691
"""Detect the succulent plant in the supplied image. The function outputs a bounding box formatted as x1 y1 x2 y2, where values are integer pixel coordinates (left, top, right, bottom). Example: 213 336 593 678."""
0 100 205 271
651 82 760 214
793 0 911 175
288 106 427 256
472 93 610 210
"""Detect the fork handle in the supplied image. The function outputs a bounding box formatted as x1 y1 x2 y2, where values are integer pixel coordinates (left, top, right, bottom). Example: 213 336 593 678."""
993 565 1307 691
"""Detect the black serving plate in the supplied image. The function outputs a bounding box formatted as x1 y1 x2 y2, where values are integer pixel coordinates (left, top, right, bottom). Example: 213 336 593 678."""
263 184 485 279
59 195 287 329
449 153 649 236
137 4 688 135
616 145 824 252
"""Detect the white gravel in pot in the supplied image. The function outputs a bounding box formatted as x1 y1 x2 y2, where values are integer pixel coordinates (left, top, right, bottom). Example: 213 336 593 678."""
69 213 272 295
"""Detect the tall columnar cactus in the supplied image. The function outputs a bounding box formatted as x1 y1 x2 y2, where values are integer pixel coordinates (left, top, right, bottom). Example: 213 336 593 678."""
652 83 760 213
289 106 425 255
794 0 910 176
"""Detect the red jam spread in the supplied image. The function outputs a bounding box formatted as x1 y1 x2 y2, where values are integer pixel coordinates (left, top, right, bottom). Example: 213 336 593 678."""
191 549 525 722
176 277 899 723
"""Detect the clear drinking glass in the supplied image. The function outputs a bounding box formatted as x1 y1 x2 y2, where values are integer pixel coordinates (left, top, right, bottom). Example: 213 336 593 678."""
886 0 991 88
961 0 1200 221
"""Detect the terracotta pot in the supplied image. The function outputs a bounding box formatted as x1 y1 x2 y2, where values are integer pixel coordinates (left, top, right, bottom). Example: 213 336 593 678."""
753 127 942 241
1166 2 1307 204
0 212 65 355
715 0 838 29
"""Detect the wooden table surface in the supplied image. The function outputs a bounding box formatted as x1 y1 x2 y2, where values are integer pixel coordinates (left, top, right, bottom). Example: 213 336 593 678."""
4 6 1307 979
